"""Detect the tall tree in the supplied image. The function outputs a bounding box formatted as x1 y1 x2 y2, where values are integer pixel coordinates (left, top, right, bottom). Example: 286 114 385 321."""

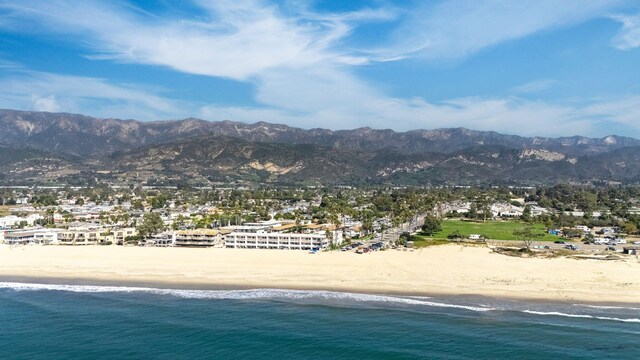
513 225 544 251
136 212 165 239
521 205 532 222
421 215 442 235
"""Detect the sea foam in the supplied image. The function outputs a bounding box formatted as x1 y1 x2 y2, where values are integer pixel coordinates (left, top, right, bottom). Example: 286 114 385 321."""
0 281 493 312
523 310 640 323
2 282 639 323
574 304 640 311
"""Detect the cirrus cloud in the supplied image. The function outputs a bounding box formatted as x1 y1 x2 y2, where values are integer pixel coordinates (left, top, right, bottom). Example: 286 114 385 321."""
0 0 639 138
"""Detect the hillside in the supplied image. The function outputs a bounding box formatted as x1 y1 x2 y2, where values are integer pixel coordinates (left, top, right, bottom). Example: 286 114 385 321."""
1 109 640 185
2 109 638 157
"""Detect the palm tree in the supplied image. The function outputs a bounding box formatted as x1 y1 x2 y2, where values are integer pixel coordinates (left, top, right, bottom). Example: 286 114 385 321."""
327 212 342 248
45 208 55 226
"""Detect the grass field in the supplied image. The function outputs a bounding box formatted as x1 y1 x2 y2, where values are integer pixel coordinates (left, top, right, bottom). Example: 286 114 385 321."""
410 237 450 248
421 219 560 241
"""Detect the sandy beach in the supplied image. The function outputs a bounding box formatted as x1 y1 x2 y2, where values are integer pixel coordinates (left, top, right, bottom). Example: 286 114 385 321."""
1 244 639 303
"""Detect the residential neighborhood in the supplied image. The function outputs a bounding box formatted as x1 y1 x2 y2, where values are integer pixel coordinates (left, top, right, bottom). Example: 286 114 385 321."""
2 184 640 255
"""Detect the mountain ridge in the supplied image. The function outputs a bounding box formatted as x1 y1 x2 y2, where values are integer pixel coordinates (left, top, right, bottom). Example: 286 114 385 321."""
1 109 638 157
1 109 640 185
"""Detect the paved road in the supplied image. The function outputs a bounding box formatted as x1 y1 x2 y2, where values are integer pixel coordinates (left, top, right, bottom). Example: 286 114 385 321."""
380 214 426 244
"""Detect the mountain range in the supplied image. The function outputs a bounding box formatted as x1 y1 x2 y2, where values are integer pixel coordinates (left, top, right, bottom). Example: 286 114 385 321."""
1 109 639 186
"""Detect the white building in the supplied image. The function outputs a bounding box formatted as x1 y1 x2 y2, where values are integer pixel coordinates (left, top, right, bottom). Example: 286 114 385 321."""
113 227 137 244
528 204 550 217
145 232 176 247
58 225 135 245
224 231 340 250
0 214 43 228
58 226 103 245
2 229 60 245
443 202 471 215
491 203 523 218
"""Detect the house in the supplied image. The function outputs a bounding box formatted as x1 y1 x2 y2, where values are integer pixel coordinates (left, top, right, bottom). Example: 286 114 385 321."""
145 232 175 247
0 214 43 228
113 227 137 244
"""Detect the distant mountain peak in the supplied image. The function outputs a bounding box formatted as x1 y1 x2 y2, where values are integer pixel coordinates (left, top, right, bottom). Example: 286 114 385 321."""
1 108 640 185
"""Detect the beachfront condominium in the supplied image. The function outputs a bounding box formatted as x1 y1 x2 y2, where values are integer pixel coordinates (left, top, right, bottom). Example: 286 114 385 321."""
58 226 137 245
224 222 343 250
2 228 60 245
174 229 227 247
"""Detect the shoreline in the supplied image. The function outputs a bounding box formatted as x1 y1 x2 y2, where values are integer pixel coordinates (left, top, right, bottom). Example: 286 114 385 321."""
2 275 640 308
1 244 639 305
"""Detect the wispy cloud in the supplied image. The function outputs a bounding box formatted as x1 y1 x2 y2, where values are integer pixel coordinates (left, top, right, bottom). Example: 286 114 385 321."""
0 0 386 80
0 70 188 120
610 13 640 50
374 0 622 61
1 0 639 138
582 95 640 127
201 91 640 138
511 79 559 94
3 67 640 138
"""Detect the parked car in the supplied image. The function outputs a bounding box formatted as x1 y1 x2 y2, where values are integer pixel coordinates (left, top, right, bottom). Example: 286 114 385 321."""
605 246 616 251
554 240 565 244
564 244 577 250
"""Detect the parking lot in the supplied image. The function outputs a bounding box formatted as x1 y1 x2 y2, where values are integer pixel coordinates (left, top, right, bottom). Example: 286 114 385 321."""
341 240 386 253
487 239 639 253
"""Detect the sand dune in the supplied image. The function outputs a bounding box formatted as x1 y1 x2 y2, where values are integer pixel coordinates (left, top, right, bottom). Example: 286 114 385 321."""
1 244 639 303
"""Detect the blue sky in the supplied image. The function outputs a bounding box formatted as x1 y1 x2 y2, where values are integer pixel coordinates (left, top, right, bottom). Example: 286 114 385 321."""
1 0 640 137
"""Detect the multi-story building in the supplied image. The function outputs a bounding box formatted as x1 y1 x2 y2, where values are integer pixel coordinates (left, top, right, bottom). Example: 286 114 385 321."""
224 225 342 250
58 226 108 245
56 225 137 245
2 229 60 245
113 228 137 244
174 229 225 247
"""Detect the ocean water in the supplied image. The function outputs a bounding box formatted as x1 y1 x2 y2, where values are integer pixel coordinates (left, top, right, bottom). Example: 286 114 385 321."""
0 283 639 359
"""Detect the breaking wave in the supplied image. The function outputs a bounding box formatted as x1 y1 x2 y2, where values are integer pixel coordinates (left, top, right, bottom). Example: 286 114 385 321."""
2 282 639 323
574 304 640 311
0 282 494 312
523 310 640 323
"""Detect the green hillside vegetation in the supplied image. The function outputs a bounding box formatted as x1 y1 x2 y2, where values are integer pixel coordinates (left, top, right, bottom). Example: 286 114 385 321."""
421 220 560 241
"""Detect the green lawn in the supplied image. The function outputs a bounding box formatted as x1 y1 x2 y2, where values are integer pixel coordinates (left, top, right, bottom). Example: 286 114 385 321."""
410 237 450 248
422 219 560 241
